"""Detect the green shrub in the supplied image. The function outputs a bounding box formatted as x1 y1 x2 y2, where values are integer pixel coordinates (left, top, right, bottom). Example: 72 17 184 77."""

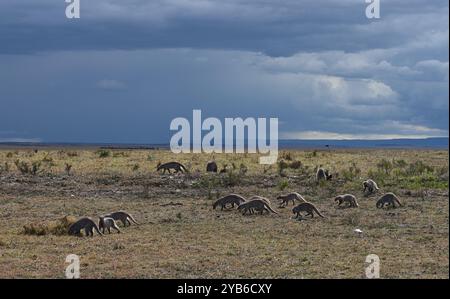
278 179 289 191
65 163 72 175
289 160 302 169
277 160 288 176
96 149 111 158
406 161 434 176
23 216 77 236
341 163 361 181
14 160 41 175
280 151 293 161
0 162 9 174
377 159 393 175
67 151 78 157
393 159 408 168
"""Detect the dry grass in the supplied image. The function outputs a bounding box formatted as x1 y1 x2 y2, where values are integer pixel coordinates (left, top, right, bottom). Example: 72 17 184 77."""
0 148 448 278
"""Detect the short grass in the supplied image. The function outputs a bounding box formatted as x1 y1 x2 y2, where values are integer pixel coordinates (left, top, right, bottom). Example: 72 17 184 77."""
0 148 448 278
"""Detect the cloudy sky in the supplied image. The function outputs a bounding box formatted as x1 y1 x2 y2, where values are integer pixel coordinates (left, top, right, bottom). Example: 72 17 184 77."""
0 0 448 143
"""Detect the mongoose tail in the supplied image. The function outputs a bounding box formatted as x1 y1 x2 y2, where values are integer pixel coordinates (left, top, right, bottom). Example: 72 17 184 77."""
312 206 325 218
105 211 138 226
93 223 103 236
264 203 278 214
127 214 139 225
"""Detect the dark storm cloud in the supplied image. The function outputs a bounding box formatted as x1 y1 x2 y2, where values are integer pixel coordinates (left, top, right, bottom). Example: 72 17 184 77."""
0 0 447 56
0 0 448 142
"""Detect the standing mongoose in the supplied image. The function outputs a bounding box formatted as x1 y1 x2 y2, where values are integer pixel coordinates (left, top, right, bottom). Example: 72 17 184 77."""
277 192 307 207
237 199 278 215
68 217 103 237
316 168 332 181
334 194 359 208
376 193 402 208
213 194 246 210
157 161 187 174
363 179 379 194
98 216 121 234
292 202 325 219
206 161 218 173
104 211 139 227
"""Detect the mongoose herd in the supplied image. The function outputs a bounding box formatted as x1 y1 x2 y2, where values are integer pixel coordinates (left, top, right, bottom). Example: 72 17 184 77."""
68 211 138 237
69 160 404 237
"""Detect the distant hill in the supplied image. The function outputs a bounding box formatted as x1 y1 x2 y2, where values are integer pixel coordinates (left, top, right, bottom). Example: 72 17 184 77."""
278 137 449 149
0 137 448 149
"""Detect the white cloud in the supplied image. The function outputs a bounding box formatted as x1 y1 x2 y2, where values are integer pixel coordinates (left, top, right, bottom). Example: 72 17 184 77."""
0 138 42 143
282 122 448 140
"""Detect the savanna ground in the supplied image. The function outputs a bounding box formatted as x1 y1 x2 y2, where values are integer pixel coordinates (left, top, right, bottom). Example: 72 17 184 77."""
0 147 448 278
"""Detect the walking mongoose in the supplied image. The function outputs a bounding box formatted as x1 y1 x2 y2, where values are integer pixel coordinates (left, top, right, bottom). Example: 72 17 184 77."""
334 194 359 208
206 161 218 173
68 217 103 237
277 192 307 207
316 168 332 181
157 161 187 174
363 179 379 194
98 216 121 234
292 202 325 219
104 211 139 227
376 193 402 208
213 194 246 210
237 199 278 215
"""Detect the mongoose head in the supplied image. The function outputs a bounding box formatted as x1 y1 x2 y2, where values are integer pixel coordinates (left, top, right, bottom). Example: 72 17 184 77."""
334 196 341 202
156 162 161 169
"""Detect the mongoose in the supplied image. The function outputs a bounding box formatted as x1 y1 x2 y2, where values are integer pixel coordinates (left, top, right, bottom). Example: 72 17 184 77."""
334 194 359 208
157 161 187 174
104 211 139 227
316 168 332 181
363 179 379 194
292 202 325 219
68 217 103 237
247 195 272 213
237 199 278 215
213 194 246 210
206 161 218 173
98 216 121 234
376 193 402 208
277 192 307 207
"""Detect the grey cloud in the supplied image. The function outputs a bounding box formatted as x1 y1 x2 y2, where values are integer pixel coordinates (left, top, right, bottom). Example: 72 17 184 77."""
0 0 447 142
0 0 448 56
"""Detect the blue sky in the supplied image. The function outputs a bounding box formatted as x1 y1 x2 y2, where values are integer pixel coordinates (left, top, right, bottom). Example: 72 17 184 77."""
0 0 448 143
